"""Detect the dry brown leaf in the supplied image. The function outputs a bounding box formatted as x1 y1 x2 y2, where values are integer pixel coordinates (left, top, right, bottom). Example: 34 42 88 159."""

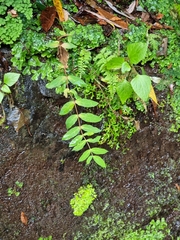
98 19 107 26
7 9 18 17
151 22 173 30
149 85 158 105
104 0 135 20
134 120 140 130
21 212 28 225
141 12 150 22
158 37 168 56
7 107 31 133
126 1 136 14
156 13 164 20
0 51 9 72
97 8 128 29
73 10 97 25
149 85 158 117
57 45 69 68
175 183 180 191
40 6 56 32
63 9 69 21
85 0 128 29
86 0 97 8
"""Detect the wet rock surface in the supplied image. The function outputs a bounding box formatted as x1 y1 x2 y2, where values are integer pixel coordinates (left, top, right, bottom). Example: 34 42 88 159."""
0 74 180 239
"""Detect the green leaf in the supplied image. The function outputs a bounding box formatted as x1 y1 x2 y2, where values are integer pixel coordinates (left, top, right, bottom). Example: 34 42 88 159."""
46 41 59 48
79 113 101 123
59 101 75 115
104 57 125 70
73 140 86 151
93 156 106 168
62 126 80 140
81 124 101 133
28 56 42 67
91 147 108 155
75 98 98 108
69 135 83 147
3 72 20 86
131 75 151 101
127 42 148 64
117 79 133 104
79 149 91 162
1 84 11 93
68 75 86 87
86 156 93 165
0 91 4 103
61 42 76 49
65 114 78 129
46 76 66 89
87 136 101 143
121 61 131 73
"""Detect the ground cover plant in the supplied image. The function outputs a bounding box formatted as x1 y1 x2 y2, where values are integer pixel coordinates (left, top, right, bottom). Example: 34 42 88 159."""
0 0 180 239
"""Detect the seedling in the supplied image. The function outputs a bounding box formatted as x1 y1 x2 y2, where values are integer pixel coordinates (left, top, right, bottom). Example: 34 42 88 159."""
7 181 23 196
0 72 20 104
15 181 23 188
38 236 52 240
0 72 20 126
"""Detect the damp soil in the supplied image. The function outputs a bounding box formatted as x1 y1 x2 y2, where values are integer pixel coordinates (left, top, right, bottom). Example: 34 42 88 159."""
0 75 180 239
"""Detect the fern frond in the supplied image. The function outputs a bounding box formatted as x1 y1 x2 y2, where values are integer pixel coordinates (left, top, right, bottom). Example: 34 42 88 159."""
77 49 91 78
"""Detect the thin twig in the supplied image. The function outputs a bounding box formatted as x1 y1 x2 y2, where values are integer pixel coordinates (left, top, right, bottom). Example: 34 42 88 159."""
104 0 135 20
